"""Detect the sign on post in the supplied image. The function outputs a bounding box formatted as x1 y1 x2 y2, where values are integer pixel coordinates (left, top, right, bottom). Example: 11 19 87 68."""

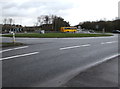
41 30 45 34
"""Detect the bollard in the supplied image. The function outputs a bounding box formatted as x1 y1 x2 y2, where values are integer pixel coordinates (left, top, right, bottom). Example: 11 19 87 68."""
13 32 15 44
11 32 15 44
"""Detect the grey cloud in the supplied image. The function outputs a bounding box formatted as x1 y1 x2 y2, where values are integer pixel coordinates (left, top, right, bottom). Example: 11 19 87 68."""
3 7 28 17
2 0 74 17
2 2 17 9
18 1 74 13
18 1 46 9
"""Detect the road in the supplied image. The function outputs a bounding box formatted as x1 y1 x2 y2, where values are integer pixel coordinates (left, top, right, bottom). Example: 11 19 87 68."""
62 56 119 87
1 34 119 87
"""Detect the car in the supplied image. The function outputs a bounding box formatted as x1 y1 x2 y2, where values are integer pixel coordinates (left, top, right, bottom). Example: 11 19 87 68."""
112 30 120 33
89 30 95 33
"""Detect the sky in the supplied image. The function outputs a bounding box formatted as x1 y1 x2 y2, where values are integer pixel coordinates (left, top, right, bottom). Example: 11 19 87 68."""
0 0 120 26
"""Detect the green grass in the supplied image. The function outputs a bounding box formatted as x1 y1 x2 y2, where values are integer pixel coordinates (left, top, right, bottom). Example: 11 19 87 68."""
1 42 24 47
3 33 113 38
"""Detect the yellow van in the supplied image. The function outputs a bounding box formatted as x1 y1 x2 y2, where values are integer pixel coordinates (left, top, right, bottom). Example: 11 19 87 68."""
60 27 77 33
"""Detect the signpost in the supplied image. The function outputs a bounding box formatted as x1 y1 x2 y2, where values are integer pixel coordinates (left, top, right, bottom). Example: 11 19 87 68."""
41 30 45 34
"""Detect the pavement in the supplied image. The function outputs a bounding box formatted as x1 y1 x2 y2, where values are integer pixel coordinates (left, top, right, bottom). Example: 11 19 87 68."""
62 56 119 87
1 34 119 87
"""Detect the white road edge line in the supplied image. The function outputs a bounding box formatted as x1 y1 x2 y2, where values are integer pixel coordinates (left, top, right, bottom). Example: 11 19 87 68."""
101 41 117 44
0 46 29 53
60 44 90 50
0 52 39 61
38 53 120 87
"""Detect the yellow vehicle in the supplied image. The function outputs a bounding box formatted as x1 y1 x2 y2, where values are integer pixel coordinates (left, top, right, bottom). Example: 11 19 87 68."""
60 27 77 33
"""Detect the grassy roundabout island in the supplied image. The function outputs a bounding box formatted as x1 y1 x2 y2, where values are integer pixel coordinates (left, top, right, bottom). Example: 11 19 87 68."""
2 33 113 38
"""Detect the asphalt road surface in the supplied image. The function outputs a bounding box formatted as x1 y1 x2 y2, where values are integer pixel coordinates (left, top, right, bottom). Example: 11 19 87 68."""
62 56 119 87
1 34 119 87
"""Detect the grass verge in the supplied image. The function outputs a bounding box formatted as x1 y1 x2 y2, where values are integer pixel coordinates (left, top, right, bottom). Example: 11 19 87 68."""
1 42 24 47
2 33 113 38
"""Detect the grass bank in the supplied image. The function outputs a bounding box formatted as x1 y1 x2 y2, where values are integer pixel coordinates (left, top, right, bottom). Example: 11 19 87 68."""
1 42 24 47
3 33 113 38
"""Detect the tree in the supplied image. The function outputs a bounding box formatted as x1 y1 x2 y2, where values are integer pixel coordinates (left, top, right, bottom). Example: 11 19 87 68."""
79 19 120 32
36 15 70 31
3 18 7 24
37 15 44 26
37 15 54 26
8 18 13 25
52 16 70 31
44 15 50 24
3 18 14 25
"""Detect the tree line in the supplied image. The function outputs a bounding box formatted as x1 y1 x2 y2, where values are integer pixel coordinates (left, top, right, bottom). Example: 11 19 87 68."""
2 16 120 33
35 15 70 31
77 19 120 32
2 15 70 33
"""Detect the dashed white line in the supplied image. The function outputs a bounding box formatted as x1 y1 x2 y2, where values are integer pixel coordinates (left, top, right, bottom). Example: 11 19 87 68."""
0 52 39 61
0 46 29 53
60 44 90 50
60 46 80 50
81 44 91 47
101 41 117 44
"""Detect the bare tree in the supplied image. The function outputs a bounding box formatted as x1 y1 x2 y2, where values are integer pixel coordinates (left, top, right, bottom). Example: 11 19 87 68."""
3 18 14 25
37 15 44 26
37 15 54 25
9 18 13 25
9 18 12 25
44 15 51 24
50 15 57 24
3 18 7 24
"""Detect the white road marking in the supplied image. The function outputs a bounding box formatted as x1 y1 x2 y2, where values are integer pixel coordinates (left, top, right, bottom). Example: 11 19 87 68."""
0 46 28 53
101 41 117 44
0 52 39 61
60 44 90 50
81 44 91 47
39 53 120 87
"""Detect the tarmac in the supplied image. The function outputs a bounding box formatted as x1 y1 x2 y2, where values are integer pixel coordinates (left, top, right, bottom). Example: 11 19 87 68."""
62 56 119 87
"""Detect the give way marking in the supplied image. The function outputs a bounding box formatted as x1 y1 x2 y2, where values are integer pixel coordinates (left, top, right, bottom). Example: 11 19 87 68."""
0 52 39 61
0 46 28 53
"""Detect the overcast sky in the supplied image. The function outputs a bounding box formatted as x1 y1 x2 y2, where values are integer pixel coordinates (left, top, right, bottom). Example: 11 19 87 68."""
0 0 119 26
